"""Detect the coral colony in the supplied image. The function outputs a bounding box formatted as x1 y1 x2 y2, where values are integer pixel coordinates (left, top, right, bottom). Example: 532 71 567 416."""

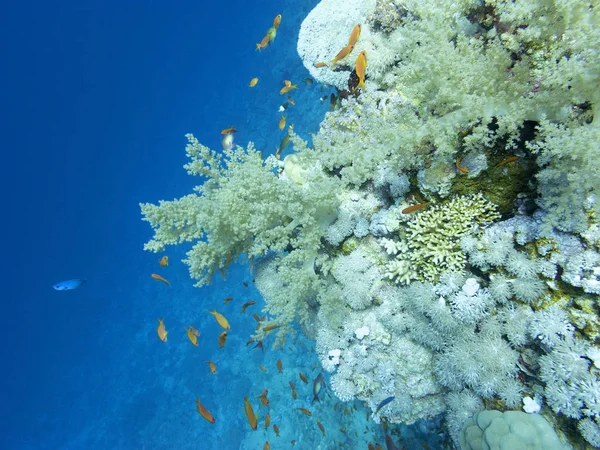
141 0 600 447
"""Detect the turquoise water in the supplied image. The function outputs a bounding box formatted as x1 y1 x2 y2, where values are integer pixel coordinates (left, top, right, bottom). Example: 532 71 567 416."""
1 1 438 448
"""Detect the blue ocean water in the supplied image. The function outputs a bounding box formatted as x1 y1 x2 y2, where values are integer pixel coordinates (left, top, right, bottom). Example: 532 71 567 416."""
1 1 442 449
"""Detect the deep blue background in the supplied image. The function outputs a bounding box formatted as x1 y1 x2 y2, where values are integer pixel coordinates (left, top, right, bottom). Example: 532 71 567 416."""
1 1 325 448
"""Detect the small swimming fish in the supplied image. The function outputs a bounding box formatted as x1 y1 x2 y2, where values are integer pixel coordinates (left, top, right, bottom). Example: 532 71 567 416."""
256 35 270 51
244 396 258 430
348 24 361 47
253 340 264 352
262 324 281 332
317 419 326 436
291 440 296 446
297 407 312 416
276 134 290 159
159 256 168 267
206 361 217 374
385 434 400 450
456 157 470 173
257 388 270 406
218 331 228 348
356 50 367 92
330 93 337 110
259 365 268 373
196 398 216 424
289 381 297 399
249 77 259 87
401 202 430 214
313 62 327 68
273 14 282 29
223 296 233 305
265 412 271 429
495 155 519 168
221 126 238 135
157 319 168 342
287 96 295 105
304 77 313 85
273 424 280 437
209 310 230 329
151 273 170 287
280 81 298 95
241 301 255 313
375 396 395 415
277 360 283 373
312 372 324 403
52 279 86 291
263 441 270 450
186 326 199 346
279 115 286 130
332 44 355 65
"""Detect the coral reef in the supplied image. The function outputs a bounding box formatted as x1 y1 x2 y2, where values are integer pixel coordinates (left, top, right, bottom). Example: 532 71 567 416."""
142 0 600 447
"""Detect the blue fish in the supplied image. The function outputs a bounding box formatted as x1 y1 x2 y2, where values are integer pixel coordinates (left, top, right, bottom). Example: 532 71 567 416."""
53 279 86 291
375 396 395 415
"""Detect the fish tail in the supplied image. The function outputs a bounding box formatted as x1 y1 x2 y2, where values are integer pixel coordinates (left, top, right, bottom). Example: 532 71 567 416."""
358 80 366 92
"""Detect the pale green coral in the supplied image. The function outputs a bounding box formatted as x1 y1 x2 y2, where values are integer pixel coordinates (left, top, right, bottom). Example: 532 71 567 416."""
141 134 340 294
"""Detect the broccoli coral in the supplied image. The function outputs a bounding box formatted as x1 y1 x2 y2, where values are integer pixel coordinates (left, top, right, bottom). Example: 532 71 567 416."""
141 135 340 328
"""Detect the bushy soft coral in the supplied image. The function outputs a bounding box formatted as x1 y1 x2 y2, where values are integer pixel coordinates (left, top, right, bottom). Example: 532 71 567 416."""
141 135 340 329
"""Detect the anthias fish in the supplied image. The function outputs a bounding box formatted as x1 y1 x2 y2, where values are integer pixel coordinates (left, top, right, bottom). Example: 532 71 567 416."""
53 279 86 291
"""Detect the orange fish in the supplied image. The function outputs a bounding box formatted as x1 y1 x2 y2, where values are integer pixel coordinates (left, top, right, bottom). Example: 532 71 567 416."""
313 62 327 68
254 340 264 352
253 314 265 322
289 381 297 400
220 126 238 135
287 96 295 106
218 331 228 348
159 256 168 267
246 339 255 346
495 155 519 167
259 365 267 373
355 50 367 92
277 360 283 373
244 396 258 430
257 389 270 407
273 424 280 437
256 35 269 51
249 77 259 87
299 372 308 384
263 441 270 450
317 419 326 436
401 202 430 214
273 14 282 29
223 296 233 305
262 324 281 332
297 407 312 416
186 326 199 346
265 412 271 429
332 44 355 65
206 361 217 374
241 301 255 313
280 81 298 95
348 24 361 47
279 115 286 130
157 318 168 342
196 398 216 424
151 273 170 287
209 310 230 330
456 157 470 173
